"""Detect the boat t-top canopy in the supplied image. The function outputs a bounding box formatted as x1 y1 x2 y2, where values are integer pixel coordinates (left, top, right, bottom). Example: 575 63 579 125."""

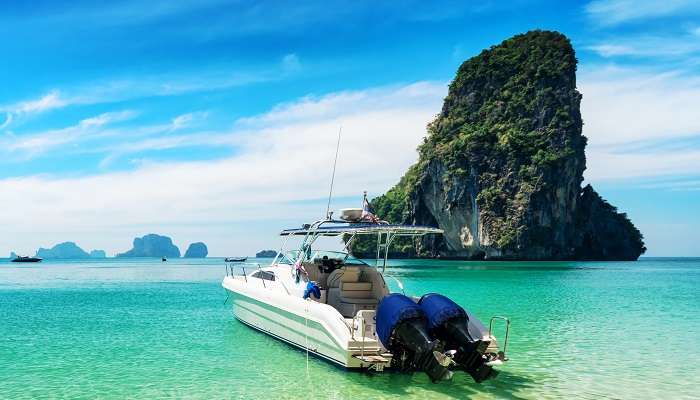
280 223 443 237
276 221 443 272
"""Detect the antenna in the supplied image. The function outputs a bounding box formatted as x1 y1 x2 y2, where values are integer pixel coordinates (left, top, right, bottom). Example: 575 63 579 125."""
325 126 342 220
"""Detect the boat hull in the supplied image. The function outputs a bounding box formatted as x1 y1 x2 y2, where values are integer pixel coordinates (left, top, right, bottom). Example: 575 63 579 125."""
222 276 390 369
11 257 42 263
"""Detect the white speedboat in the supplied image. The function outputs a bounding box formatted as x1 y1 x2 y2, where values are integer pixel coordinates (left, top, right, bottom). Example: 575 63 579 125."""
222 214 510 382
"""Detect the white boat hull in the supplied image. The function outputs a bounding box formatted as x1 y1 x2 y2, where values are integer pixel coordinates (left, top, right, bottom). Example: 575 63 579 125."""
223 275 391 369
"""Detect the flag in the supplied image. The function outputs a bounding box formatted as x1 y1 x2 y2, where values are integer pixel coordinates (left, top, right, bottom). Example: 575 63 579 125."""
361 198 380 223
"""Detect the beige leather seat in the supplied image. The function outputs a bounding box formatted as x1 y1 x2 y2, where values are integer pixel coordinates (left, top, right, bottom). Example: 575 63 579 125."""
327 267 377 317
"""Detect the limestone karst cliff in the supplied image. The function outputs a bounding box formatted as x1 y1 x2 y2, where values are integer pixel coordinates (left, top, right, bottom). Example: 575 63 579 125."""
116 234 181 258
35 242 107 259
256 250 277 258
184 242 208 258
353 30 645 260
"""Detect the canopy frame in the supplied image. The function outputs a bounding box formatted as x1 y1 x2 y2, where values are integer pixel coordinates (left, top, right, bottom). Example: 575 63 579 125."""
276 219 443 272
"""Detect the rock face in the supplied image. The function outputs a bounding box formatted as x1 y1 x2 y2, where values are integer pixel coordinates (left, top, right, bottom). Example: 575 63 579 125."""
36 242 90 259
359 31 645 260
89 250 107 258
256 250 277 258
184 242 208 258
573 185 646 260
116 234 180 258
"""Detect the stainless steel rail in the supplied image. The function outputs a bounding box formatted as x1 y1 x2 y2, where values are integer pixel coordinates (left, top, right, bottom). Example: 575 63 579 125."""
488 316 511 361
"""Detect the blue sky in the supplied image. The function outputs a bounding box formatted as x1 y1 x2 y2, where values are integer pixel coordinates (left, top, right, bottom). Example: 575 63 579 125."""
2 0 699 256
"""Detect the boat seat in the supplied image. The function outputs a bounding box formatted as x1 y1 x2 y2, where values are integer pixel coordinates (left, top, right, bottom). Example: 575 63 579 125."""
327 267 378 317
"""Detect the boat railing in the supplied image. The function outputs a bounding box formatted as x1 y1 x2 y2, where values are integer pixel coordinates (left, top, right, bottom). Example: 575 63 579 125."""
225 262 262 283
225 262 290 294
488 316 511 361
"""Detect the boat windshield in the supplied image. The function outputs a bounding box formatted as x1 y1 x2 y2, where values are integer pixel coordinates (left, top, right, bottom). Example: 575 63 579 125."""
278 250 369 267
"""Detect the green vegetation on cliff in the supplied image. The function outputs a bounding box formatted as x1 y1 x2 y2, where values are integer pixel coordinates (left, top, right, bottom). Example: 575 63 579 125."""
352 30 645 260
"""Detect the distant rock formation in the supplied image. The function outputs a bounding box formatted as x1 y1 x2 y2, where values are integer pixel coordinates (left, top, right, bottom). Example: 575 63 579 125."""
36 242 90 259
184 242 208 258
116 234 181 258
32 242 107 259
256 250 277 258
89 250 107 258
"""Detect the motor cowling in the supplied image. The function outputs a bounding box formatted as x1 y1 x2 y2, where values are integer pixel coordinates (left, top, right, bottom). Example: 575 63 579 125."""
419 293 497 382
376 294 453 382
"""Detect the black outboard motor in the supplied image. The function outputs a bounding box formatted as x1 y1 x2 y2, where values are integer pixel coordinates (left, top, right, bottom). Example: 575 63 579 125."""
419 293 497 382
376 294 453 382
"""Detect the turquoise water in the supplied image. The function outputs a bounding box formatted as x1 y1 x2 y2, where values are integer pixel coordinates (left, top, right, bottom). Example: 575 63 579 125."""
1 258 698 399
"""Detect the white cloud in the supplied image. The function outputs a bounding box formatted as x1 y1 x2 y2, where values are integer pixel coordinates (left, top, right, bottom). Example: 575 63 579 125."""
587 36 700 58
579 65 700 182
0 91 67 129
579 66 700 145
170 111 208 131
584 148 700 181
585 0 700 25
0 63 290 130
14 90 66 113
80 110 138 128
238 82 444 128
2 110 138 158
0 82 445 256
171 114 194 130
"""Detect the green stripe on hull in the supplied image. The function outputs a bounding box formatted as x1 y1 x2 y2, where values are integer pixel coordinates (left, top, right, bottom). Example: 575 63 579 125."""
227 289 349 365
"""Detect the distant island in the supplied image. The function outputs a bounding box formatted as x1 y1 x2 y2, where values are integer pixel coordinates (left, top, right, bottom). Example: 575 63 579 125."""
34 242 106 259
184 242 208 258
116 234 181 258
12 236 209 259
351 30 645 261
256 250 277 258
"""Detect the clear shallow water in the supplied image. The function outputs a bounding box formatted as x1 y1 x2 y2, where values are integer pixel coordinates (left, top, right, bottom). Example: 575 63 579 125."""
1 258 698 399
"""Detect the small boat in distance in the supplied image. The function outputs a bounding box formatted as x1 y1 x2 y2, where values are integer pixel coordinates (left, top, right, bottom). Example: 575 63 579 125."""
225 257 247 263
11 256 42 263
